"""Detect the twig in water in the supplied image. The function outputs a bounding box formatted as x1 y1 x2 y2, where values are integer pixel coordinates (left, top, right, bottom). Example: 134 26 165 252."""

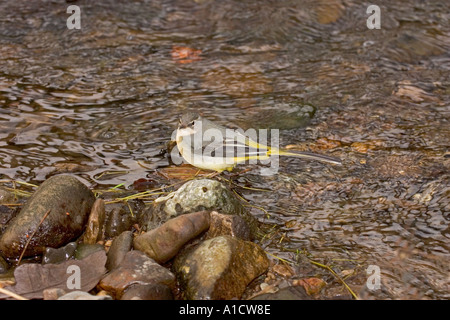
137 161 154 170
125 200 134 217
308 258 359 300
17 209 51 266
0 287 28 300
0 180 39 188
266 251 292 264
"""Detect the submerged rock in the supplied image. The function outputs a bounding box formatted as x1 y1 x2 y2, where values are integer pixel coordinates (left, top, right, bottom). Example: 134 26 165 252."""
292 277 327 296
99 250 176 299
240 102 316 130
0 187 16 205
174 235 269 300
144 179 257 234
0 175 96 259
134 211 210 264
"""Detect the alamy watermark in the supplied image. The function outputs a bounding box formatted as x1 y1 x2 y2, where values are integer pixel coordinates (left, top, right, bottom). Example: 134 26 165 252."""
66 265 81 290
366 265 381 291
67 5 81 30
66 5 381 30
367 5 381 29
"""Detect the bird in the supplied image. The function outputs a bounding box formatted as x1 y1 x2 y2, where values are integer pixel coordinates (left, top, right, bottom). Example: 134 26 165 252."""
175 112 341 173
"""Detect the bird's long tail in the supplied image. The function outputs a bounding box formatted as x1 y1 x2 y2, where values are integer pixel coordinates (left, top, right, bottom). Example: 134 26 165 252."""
242 137 342 165
273 148 342 165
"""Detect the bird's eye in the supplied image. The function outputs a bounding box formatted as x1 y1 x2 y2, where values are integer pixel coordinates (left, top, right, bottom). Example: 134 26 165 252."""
189 121 195 126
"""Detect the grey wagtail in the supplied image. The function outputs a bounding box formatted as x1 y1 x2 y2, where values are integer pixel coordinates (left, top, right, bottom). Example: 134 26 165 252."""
175 112 342 173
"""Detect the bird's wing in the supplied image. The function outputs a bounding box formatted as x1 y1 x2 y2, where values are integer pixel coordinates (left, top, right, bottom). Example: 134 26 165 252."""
189 125 269 159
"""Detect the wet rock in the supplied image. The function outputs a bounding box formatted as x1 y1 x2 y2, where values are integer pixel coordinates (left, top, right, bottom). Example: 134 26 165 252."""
412 180 443 205
240 103 316 130
104 200 143 239
120 283 173 300
205 211 252 241
154 179 244 218
292 277 327 296
74 243 105 260
350 141 378 154
0 175 96 259
251 286 311 300
0 255 9 274
99 250 176 299
145 179 257 234
58 290 113 300
43 288 66 300
42 242 77 264
106 231 133 271
0 205 17 236
83 198 106 244
134 211 210 264
174 235 269 300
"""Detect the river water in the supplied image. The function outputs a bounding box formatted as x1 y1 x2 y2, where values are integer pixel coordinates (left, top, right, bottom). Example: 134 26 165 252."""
0 0 449 299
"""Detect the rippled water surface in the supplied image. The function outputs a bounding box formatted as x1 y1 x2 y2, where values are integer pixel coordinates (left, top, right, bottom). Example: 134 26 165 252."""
0 0 449 299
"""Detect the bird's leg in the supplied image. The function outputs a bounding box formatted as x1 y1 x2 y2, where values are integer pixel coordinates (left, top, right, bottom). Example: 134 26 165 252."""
205 171 222 179
228 168 252 177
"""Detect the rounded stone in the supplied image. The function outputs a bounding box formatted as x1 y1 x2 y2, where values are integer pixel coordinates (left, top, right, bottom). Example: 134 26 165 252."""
0 175 96 259
174 235 269 300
